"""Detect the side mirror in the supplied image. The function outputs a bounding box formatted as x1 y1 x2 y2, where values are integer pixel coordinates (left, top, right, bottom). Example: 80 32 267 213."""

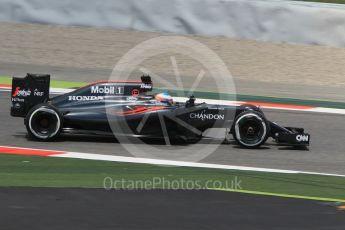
185 95 195 108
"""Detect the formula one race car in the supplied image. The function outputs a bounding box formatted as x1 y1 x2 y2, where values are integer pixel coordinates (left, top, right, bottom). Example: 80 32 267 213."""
10 73 310 148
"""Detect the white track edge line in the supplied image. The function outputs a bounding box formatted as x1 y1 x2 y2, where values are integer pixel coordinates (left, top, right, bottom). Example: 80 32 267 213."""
2 144 345 177
51 151 345 178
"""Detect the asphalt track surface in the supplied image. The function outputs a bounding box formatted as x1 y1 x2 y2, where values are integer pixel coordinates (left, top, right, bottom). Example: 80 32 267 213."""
1 89 345 175
0 188 344 230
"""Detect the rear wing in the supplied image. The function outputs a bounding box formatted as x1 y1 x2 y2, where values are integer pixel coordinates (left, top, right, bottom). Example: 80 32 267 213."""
11 73 50 117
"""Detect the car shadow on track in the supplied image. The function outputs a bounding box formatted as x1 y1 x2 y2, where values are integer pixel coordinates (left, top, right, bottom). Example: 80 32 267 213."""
13 133 308 150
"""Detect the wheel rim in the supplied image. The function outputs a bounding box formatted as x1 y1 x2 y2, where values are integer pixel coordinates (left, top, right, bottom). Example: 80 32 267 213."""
235 113 266 147
29 108 60 139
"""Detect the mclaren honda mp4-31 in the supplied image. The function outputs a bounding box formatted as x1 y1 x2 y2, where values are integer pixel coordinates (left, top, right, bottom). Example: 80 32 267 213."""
10 73 310 148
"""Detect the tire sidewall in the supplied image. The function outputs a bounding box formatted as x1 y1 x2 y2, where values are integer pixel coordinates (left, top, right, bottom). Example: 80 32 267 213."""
233 111 270 148
240 104 265 117
25 104 63 141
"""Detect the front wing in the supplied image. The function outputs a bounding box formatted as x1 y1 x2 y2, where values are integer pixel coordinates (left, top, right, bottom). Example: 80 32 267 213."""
270 123 310 146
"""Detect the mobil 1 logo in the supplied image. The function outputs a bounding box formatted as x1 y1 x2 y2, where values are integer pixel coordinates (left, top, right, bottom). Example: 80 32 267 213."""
91 85 124 95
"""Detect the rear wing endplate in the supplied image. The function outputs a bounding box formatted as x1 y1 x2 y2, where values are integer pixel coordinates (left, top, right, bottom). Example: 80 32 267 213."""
11 73 50 117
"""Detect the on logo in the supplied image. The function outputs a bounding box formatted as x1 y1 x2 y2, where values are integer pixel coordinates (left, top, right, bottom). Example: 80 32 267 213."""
296 135 309 142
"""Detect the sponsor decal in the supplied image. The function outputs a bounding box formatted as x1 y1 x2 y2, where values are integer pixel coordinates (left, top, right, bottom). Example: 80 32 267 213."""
11 97 25 102
296 134 309 142
68 96 104 101
140 83 152 89
12 87 31 97
132 89 139 96
126 96 138 101
91 85 124 95
190 111 224 120
33 89 44 97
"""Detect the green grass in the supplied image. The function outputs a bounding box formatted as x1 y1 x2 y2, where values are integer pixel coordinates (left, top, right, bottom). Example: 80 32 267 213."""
49 80 86 89
0 154 345 201
0 76 11 84
0 76 85 88
161 89 345 109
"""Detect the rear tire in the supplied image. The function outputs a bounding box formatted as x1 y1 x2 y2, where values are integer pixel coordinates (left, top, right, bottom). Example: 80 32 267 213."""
232 111 270 148
25 104 63 141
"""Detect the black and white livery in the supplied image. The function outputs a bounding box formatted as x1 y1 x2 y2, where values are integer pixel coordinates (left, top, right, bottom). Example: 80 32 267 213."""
10 73 310 148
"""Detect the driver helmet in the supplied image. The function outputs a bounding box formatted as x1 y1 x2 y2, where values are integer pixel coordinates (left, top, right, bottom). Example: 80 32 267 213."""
155 91 173 104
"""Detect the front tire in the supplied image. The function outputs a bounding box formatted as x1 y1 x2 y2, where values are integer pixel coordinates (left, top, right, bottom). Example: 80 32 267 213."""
240 104 264 115
25 104 62 141
232 111 270 148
